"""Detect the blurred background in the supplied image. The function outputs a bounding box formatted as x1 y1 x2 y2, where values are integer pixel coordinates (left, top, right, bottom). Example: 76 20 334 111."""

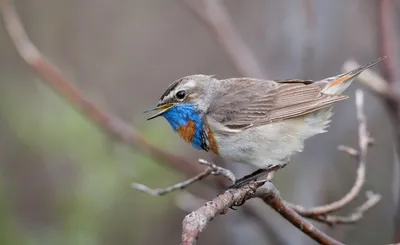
0 0 399 244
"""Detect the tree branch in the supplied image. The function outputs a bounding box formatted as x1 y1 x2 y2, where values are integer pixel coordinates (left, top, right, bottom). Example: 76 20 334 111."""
256 182 345 245
132 159 235 196
181 181 263 245
0 0 210 181
308 191 381 225
286 91 378 224
181 180 345 245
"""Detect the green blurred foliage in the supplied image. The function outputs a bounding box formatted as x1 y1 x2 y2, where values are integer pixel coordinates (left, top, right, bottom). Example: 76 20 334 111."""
0 80 182 245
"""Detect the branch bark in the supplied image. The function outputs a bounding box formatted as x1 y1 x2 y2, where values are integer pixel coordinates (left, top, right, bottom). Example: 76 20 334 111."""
132 159 235 196
180 188 378 243
181 181 345 245
181 181 263 245
256 183 345 245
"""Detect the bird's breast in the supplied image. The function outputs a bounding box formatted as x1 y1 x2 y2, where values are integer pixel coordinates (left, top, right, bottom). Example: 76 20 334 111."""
161 104 220 153
177 121 197 143
204 125 219 155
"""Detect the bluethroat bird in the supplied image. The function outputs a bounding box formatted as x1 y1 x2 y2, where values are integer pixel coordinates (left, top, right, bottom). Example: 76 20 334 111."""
145 57 384 188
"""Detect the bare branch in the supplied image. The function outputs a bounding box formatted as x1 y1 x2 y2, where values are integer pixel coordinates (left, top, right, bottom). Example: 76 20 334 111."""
0 0 213 181
342 58 400 155
182 0 265 78
132 159 235 196
256 182 345 245
176 190 291 245
337 145 359 159
132 170 214 196
198 159 236 183
181 181 345 245
312 191 381 226
281 91 379 226
181 181 264 245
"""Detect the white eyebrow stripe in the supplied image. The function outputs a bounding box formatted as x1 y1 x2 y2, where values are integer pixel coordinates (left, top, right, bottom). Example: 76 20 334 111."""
184 79 196 89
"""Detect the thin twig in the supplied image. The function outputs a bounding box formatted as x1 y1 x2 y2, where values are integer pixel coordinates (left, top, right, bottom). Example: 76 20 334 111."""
198 159 236 183
0 0 212 182
312 191 381 225
133 169 214 196
337 145 359 159
287 91 374 219
256 182 345 245
132 159 235 196
342 59 400 145
183 0 265 78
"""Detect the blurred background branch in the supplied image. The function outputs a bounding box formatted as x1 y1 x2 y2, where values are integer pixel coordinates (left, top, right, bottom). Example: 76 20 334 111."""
0 0 209 181
377 4 400 242
183 0 266 78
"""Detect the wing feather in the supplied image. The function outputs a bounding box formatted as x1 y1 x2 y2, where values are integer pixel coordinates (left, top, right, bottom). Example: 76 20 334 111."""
207 78 346 130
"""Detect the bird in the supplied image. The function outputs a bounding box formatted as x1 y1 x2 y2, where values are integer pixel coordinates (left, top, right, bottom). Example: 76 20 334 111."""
145 57 384 188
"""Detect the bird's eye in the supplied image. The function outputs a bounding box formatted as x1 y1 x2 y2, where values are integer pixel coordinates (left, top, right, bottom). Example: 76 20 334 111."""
176 90 186 100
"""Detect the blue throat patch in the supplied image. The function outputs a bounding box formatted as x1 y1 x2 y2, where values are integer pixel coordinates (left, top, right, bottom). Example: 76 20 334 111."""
162 104 204 150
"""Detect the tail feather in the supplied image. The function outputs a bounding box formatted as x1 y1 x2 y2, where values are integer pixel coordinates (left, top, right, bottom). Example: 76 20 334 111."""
322 57 385 95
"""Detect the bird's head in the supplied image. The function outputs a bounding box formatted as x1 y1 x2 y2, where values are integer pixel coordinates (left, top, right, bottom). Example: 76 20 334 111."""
145 74 216 121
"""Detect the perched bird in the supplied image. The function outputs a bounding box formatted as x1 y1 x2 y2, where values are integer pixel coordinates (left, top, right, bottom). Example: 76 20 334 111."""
145 58 384 187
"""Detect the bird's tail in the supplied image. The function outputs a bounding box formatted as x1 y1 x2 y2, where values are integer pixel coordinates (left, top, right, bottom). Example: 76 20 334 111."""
322 57 385 95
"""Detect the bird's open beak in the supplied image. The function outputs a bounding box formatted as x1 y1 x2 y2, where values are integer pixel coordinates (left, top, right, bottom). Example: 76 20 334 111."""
144 103 175 120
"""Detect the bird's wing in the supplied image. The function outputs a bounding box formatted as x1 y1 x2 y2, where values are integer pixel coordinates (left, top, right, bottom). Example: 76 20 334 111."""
206 78 347 131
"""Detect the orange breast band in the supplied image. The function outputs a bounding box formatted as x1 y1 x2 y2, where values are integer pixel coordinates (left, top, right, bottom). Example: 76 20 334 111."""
207 127 219 155
177 121 197 143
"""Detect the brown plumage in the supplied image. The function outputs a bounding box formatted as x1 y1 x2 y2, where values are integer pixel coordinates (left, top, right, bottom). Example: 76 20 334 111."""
207 78 347 130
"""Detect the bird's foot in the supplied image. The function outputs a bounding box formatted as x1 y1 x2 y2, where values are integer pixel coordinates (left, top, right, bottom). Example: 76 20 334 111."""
228 165 280 189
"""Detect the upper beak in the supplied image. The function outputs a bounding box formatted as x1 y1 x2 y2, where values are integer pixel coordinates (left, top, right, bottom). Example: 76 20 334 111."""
144 103 175 120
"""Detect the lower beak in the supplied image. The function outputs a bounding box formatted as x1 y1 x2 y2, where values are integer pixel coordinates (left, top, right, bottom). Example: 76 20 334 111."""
144 103 175 120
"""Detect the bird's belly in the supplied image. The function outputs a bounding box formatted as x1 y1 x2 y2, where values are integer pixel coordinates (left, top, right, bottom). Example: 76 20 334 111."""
213 109 333 168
